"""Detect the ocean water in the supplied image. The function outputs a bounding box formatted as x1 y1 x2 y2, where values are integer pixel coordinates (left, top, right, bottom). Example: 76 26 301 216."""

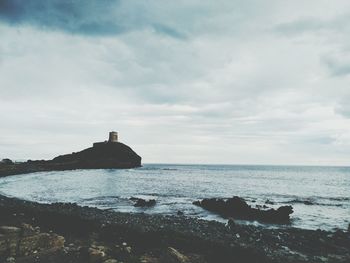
0 164 349 231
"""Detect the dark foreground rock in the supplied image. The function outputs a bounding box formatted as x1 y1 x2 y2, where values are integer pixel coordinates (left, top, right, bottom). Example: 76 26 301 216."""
0 194 349 263
193 196 293 224
0 224 65 261
0 141 141 177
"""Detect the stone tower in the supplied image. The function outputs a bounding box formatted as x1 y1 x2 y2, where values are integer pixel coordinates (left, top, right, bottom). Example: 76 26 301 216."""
108 131 118 143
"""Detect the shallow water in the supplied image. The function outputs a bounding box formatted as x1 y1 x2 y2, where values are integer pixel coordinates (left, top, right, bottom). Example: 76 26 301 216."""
0 164 349 230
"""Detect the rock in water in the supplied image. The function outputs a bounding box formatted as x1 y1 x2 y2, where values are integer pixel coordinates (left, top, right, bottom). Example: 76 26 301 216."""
193 196 293 224
130 198 156 207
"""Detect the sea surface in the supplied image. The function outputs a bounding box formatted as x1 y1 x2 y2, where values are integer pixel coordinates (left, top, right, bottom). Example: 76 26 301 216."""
0 164 349 231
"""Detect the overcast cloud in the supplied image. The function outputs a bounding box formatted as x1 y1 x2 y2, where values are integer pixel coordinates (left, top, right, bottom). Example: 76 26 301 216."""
1 0 350 165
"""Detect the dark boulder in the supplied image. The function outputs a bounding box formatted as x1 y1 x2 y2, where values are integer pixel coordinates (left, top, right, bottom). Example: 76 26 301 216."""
0 159 13 165
193 196 293 224
130 198 156 207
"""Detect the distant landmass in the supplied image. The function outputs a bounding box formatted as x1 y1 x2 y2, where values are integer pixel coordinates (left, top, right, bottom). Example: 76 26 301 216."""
0 131 141 177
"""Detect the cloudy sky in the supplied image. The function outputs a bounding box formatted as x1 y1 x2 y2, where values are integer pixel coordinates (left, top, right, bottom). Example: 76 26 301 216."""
1 0 350 165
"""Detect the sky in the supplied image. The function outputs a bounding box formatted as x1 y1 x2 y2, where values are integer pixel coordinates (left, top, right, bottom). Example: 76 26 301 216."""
1 0 350 165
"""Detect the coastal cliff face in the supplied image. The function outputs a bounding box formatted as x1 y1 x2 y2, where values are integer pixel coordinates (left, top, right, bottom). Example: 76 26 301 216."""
0 142 142 177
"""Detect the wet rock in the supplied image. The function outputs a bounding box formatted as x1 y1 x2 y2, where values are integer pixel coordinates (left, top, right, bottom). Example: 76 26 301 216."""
21 223 38 236
177 210 184 216
88 246 107 263
265 199 274 205
0 226 21 256
227 218 236 229
5 257 15 263
0 226 21 235
0 224 65 259
0 159 13 165
125 246 132 254
166 247 190 263
103 259 119 263
193 196 293 224
130 197 156 207
140 255 159 263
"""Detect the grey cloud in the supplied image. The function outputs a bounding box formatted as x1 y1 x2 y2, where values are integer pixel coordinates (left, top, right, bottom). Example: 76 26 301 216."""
274 19 324 35
274 13 350 78
152 23 186 39
0 0 184 38
274 13 350 36
322 55 350 77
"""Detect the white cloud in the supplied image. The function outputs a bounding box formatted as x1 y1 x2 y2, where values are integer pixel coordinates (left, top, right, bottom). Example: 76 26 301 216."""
1 1 350 165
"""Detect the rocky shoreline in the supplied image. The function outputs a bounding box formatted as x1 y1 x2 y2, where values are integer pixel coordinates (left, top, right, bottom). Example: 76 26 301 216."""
0 194 349 263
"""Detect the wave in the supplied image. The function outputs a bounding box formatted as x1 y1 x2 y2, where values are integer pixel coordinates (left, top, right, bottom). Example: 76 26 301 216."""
278 198 346 207
138 166 179 171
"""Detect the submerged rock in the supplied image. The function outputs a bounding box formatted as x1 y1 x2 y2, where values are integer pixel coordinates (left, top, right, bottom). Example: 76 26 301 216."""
193 196 293 224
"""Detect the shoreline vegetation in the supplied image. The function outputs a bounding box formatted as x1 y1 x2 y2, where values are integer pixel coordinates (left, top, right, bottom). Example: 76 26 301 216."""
0 194 349 263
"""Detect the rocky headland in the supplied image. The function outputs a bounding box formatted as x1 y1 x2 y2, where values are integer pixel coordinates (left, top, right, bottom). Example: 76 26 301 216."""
0 134 141 177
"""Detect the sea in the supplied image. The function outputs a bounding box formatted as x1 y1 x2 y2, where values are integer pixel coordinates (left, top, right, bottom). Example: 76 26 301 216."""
0 164 349 231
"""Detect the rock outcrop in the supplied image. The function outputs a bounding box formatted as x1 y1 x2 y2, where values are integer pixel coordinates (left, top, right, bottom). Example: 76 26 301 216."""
51 141 141 169
193 196 293 224
0 141 141 177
